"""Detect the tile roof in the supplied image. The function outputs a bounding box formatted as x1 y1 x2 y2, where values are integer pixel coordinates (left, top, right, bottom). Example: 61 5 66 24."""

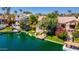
58 16 79 23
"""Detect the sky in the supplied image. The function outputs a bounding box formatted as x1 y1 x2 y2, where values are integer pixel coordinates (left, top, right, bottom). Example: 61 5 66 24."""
0 7 79 14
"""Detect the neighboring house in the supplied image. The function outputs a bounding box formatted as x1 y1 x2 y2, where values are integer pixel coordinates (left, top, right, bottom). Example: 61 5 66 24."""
15 16 21 22
15 13 31 22
55 16 79 37
15 13 32 30
0 15 6 24
0 14 9 29
0 14 15 24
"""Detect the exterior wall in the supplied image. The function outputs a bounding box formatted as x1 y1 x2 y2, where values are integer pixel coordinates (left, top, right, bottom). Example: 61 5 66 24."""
65 22 75 41
15 14 30 22
65 22 75 32
55 21 78 36
36 26 43 33
55 24 66 36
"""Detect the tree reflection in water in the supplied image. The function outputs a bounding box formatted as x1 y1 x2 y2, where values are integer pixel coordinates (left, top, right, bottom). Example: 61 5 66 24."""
19 32 28 42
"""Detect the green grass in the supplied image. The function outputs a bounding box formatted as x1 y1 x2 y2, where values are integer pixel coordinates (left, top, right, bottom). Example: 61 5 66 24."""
27 30 35 34
74 38 79 42
45 36 64 44
0 27 13 32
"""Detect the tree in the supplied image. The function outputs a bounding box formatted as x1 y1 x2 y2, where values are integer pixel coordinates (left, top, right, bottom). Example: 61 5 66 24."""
29 14 38 30
2 7 11 15
37 17 48 33
7 14 16 26
54 10 59 15
14 10 18 15
72 26 79 42
6 7 11 15
1 7 12 25
38 13 58 35
68 10 72 14
19 9 22 13
46 13 58 35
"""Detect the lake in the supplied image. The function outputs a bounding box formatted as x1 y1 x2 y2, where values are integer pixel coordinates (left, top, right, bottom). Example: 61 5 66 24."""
0 32 63 51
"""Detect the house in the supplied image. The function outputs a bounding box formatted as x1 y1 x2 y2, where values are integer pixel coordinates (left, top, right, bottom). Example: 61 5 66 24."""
0 15 6 24
0 14 15 24
55 16 79 37
15 13 31 22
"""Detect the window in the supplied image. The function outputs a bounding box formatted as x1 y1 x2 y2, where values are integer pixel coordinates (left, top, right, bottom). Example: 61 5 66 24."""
70 25 75 29
61 24 65 28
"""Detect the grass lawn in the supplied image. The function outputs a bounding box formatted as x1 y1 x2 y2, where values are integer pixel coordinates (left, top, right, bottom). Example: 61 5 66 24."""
0 27 13 32
27 30 35 34
45 36 64 44
74 38 79 42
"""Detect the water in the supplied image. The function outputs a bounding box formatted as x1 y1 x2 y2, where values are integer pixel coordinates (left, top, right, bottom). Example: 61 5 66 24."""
0 32 63 51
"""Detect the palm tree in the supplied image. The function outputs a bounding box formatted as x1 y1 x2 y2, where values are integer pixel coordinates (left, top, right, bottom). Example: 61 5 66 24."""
68 10 72 14
1 7 13 26
23 11 26 14
14 10 17 15
54 10 59 15
2 7 5 13
2 7 11 20
6 7 11 15
2 7 11 15
19 9 22 13
2 7 6 19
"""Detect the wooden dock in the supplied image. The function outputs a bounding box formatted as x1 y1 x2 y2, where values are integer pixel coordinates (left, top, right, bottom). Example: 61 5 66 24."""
64 41 79 48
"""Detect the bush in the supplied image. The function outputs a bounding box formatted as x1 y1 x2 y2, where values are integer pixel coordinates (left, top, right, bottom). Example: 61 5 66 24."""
58 32 67 40
22 25 31 31
47 27 56 36
73 30 79 38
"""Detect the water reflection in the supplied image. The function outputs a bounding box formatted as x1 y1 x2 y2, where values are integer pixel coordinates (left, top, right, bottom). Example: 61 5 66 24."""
19 32 28 42
0 32 63 51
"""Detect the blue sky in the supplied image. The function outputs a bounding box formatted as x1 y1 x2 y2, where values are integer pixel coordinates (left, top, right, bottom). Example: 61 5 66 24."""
0 7 79 14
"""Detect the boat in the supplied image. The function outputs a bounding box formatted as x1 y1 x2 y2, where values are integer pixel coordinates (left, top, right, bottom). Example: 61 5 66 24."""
63 44 79 51
63 41 79 51
12 29 20 33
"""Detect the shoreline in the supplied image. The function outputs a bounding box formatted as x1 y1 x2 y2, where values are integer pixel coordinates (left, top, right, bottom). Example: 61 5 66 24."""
22 30 63 45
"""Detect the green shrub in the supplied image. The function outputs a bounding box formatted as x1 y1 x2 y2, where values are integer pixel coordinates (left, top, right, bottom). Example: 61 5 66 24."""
58 32 67 40
73 30 79 38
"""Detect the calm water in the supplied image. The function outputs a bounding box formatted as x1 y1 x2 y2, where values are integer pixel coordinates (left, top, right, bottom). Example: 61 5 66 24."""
0 32 63 51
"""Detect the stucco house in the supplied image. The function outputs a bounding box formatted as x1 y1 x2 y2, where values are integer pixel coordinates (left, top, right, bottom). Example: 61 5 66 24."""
0 14 7 24
55 16 79 39
15 13 31 22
